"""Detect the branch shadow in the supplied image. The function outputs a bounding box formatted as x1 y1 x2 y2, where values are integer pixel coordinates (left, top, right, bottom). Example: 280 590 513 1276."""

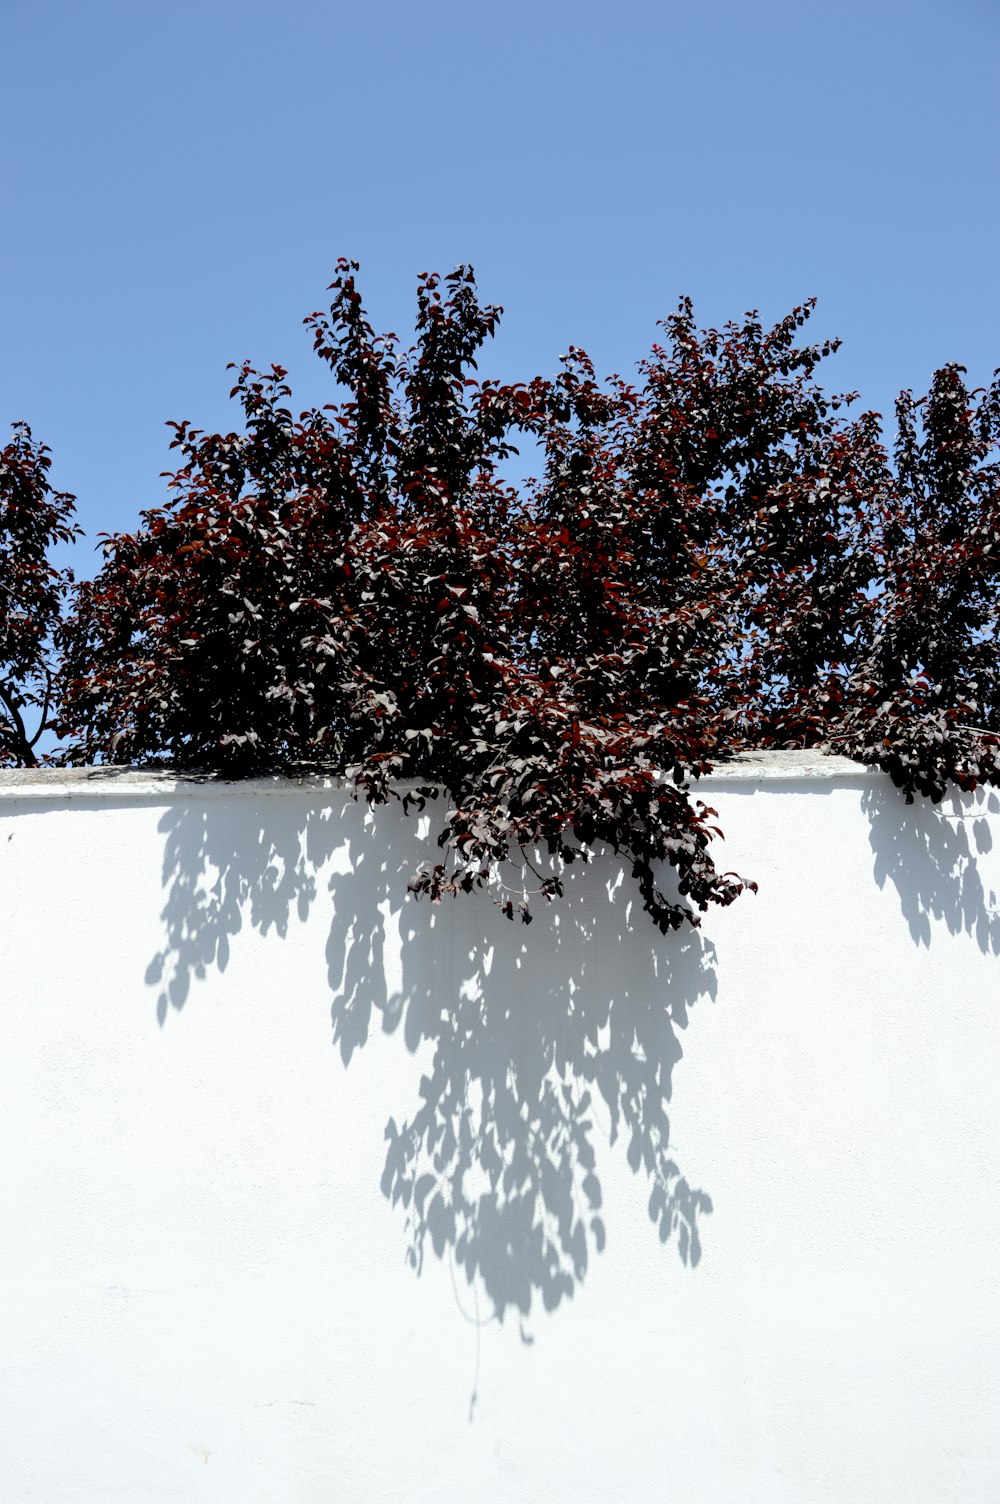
863 782 1000 955
147 791 718 1323
144 793 343 1024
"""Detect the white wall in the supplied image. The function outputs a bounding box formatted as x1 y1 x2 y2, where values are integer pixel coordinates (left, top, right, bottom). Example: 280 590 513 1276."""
1 756 998 1504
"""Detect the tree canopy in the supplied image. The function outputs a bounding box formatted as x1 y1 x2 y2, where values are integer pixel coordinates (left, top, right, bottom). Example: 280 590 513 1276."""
0 423 78 765
4 263 999 929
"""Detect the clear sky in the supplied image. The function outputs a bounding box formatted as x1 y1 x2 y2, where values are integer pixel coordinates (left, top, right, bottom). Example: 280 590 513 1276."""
2 0 999 572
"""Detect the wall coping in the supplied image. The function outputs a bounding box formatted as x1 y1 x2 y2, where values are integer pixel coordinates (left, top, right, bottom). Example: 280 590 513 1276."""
0 750 877 802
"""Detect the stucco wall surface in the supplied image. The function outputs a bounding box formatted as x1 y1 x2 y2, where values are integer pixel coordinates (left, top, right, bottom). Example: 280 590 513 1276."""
1 756 998 1504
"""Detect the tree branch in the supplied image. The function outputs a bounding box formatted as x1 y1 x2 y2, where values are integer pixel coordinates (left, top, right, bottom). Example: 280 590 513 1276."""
0 677 37 766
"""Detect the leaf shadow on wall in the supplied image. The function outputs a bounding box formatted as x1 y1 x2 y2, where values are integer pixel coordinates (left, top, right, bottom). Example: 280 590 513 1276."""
146 791 718 1323
863 783 1000 955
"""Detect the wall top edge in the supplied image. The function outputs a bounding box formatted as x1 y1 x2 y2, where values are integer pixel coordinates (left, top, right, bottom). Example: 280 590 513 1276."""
0 750 878 802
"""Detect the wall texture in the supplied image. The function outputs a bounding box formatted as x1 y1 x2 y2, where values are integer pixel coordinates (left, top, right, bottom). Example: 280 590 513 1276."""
1 755 998 1504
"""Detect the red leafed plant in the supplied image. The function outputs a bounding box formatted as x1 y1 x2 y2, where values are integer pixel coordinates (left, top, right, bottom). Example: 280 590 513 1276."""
8 263 1000 928
0 423 78 765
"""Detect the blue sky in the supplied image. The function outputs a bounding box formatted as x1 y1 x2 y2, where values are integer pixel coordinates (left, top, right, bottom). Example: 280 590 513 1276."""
2 0 999 572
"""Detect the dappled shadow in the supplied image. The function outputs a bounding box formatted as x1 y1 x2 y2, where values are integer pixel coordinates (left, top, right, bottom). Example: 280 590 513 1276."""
148 789 717 1322
144 791 344 1024
863 782 1000 955
325 803 716 1321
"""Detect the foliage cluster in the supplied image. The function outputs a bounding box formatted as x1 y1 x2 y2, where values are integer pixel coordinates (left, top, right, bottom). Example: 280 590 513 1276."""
4 265 1000 929
0 423 78 764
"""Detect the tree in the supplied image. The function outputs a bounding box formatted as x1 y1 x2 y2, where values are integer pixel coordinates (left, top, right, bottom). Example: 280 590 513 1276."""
0 423 78 766
835 365 1000 797
53 263 1000 927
